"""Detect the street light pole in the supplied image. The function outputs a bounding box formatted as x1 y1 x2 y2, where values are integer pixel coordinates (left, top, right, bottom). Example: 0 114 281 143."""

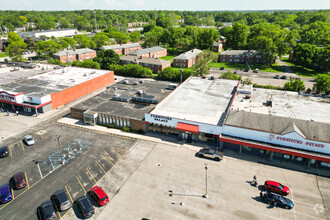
55 135 61 152
203 163 208 198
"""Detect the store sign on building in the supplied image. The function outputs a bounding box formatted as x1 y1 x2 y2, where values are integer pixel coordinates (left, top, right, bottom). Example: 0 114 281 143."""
0 92 17 103
269 134 325 149
150 114 172 123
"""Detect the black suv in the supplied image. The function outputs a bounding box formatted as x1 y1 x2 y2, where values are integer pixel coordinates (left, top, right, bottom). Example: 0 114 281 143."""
76 196 95 219
37 200 56 220
51 190 71 211
220 67 225 70
0 146 9 158
260 191 294 209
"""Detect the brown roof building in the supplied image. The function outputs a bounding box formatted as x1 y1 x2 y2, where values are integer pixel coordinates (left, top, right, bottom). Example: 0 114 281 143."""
54 48 96 63
173 49 203 68
101 43 142 55
120 55 171 73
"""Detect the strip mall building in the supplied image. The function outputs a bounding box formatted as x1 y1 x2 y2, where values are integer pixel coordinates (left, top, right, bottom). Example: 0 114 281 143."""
145 77 330 169
0 66 114 115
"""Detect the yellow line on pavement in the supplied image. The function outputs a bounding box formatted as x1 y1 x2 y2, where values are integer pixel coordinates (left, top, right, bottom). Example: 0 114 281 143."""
76 176 86 194
20 140 24 151
86 168 96 183
9 146 12 157
65 186 73 203
111 147 121 158
95 160 106 174
103 153 115 166
54 203 62 219
40 134 44 140
25 172 29 189
94 160 119 187
11 188 14 200
60 207 72 220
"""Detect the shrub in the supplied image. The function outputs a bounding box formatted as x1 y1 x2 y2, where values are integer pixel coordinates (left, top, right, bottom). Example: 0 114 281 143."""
122 127 130 132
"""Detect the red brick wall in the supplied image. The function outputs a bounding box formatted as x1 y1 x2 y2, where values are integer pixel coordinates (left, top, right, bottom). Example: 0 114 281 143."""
50 71 114 109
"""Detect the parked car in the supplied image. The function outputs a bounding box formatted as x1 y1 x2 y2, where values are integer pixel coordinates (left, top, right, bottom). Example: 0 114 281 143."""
281 75 287 79
24 135 35 145
253 68 259 73
51 190 71 211
264 180 290 196
13 172 27 189
75 196 95 219
260 191 294 209
0 146 9 158
198 149 223 161
37 200 57 220
244 68 249 72
90 186 109 207
274 75 280 79
0 184 13 204
220 66 225 70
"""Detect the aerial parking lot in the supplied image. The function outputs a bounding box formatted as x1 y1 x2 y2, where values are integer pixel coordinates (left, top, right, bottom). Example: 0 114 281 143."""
0 123 136 220
91 142 328 220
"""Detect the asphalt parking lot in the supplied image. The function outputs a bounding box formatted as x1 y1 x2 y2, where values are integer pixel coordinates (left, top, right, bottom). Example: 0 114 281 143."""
0 123 136 220
94 142 328 220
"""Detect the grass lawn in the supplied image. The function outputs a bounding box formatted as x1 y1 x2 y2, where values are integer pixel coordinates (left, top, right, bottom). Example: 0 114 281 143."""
280 57 329 78
0 52 8 58
208 62 283 73
159 55 176 61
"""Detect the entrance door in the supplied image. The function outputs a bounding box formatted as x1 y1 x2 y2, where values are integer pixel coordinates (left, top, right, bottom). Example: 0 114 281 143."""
187 133 192 143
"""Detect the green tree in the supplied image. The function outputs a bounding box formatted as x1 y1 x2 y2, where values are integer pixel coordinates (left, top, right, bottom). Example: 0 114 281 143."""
18 16 27 24
313 74 330 93
143 27 164 47
184 15 197 26
158 67 193 81
72 60 100 69
93 49 120 69
129 32 142 42
107 32 128 44
73 34 96 49
156 16 174 28
7 32 27 60
283 78 305 91
294 43 318 66
198 28 219 50
34 40 60 56
92 33 110 50
220 70 241 80
194 50 218 76
224 22 249 50
300 21 330 46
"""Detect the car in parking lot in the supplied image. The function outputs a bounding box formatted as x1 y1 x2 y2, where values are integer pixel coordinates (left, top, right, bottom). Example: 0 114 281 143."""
37 200 57 220
13 172 27 189
0 184 13 204
24 135 35 145
260 191 294 209
75 196 95 218
198 149 223 161
0 146 9 158
253 68 259 73
244 68 249 72
220 66 225 70
51 190 71 211
274 75 280 79
90 186 109 206
280 75 287 79
264 180 290 196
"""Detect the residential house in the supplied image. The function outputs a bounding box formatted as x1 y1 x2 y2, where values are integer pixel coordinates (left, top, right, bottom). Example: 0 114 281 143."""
54 48 96 63
213 40 223 53
120 55 171 73
219 50 268 64
101 43 142 55
172 49 203 68
128 47 167 58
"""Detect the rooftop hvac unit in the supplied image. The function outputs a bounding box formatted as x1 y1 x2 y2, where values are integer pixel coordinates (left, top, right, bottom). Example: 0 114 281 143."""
123 80 129 84
136 90 143 96
113 93 119 97
139 80 143 83
134 81 139 85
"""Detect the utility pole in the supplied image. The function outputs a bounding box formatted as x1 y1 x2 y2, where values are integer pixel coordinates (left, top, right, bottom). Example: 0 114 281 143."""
93 11 98 32
203 163 208 198
55 135 61 153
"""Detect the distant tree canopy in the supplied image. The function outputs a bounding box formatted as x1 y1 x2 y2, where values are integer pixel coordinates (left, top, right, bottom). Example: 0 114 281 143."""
93 49 120 69
7 32 27 60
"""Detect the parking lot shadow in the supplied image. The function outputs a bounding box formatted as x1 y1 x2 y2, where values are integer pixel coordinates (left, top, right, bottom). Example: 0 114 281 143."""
72 202 85 220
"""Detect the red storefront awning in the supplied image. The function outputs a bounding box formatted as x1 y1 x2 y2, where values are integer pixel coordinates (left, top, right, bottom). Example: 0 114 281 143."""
177 122 199 134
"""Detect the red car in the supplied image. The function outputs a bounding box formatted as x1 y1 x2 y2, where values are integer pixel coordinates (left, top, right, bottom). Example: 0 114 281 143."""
264 180 290 196
13 172 27 189
90 186 109 206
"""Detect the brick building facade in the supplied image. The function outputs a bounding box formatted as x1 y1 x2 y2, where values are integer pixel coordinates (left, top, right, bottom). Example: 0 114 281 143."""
120 55 171 73
128 47 167 58
54 48 97 63
101 43 142 55
219 50 268 64
173 49 203 68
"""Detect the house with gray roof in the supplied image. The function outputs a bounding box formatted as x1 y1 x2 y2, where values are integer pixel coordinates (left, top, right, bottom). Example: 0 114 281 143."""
101 43 142 55
120 55 171 73
173 49 203 68
219 50 269 64
128 47 167 58
54 48 96 63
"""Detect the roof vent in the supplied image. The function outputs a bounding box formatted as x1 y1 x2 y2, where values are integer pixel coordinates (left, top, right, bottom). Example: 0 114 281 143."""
123 80 129 84
134 81 139 85
139 80 143 83
83 73 87 76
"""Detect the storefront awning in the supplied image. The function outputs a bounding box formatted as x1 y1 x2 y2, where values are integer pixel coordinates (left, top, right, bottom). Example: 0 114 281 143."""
177 122 199 134
220 135 330 163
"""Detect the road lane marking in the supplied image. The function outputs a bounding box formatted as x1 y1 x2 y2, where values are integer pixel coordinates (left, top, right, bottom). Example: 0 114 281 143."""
65 186 73 203
86 168 96 183
20 140 24 151
25 172 29 189
111 147 121 158
103 153 115 166
9 146 12 157
95 160 106 174
76 176 86 194
36 163 43 179
60 207 73 220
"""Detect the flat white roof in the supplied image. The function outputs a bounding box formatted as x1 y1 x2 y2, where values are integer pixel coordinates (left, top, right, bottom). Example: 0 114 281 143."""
232 88 330 123
150 77 238 125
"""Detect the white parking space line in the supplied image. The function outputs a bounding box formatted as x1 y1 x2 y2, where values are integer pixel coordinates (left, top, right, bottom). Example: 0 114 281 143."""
294 200 318 207
295 211 326 220
292 190 322 198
